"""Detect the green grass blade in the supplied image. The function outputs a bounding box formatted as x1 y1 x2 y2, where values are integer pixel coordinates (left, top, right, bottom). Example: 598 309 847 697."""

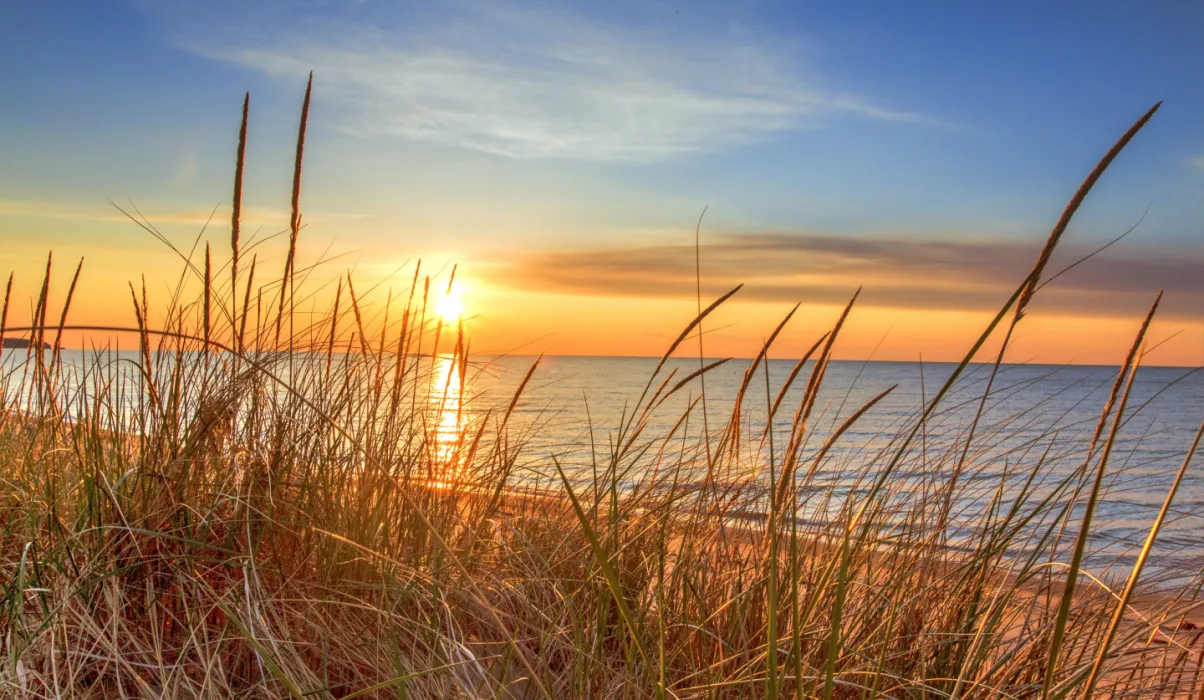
552 456 649 665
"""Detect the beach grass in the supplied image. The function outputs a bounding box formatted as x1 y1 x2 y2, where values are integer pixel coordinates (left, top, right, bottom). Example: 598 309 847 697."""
1 91 1202 699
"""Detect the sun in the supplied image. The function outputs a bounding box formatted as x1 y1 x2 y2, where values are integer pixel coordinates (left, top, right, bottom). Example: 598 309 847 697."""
435 292 464 324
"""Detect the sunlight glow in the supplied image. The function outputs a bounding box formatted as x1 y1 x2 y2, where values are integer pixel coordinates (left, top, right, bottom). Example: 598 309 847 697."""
435 292 464 324
427 354 468 490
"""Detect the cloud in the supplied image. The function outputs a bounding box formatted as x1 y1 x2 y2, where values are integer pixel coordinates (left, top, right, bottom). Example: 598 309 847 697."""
1192 156 1204 171
0 199 370 228
174 153 197 186
0 200 288 227
480 231 1203 318
174 2 938 161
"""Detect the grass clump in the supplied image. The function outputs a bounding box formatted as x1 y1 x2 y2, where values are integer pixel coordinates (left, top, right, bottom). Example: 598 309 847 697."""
2 91 1203 699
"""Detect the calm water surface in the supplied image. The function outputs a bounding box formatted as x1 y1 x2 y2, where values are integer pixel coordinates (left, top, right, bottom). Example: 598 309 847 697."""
6 349 1204 582
464 355 1204 581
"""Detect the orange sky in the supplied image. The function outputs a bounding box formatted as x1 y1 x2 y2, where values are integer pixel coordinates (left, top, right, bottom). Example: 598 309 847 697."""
467 287 1200 366
2 213 1199 367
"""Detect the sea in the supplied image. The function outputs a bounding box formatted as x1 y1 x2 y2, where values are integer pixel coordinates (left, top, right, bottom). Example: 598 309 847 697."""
5 349 1204 584
467 355 1204 583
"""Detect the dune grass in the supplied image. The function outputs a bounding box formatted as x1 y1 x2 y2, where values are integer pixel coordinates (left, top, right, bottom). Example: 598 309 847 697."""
2 90 1203 699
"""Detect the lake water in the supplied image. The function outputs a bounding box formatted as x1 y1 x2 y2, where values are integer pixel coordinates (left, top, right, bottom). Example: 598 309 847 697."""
464 355 1204 582
6 349 1204 583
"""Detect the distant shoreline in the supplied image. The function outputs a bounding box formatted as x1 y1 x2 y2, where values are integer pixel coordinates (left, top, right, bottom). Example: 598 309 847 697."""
13 345 1203 370
1 337 51 350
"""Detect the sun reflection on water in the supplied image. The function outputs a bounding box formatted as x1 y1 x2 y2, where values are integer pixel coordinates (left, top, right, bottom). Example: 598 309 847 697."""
428 354 468 489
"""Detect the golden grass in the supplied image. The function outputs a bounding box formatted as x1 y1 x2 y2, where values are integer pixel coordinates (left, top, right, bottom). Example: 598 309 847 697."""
1 89 1202 699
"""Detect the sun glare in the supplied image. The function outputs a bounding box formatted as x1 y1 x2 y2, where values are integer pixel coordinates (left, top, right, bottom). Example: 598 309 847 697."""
435 292 464 324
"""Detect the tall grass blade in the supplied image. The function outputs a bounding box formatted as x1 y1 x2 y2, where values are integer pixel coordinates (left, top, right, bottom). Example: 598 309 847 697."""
552 456 649 665
1041 292 1161 698
1081 418 1204 697
232 91 249 344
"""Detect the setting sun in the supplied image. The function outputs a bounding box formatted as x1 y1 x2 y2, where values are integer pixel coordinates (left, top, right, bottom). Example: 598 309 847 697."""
435 291 464 324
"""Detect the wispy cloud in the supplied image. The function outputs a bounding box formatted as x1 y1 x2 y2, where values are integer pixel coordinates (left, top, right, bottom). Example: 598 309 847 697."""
0 199 368 228
480 231 1201 317
175 3 938 161
0 200 287 227
1192 156 1204 171
174 152 197 186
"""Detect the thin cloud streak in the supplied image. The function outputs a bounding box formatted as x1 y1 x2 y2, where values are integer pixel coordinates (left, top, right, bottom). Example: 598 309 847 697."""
179 4 940 161
0 200 287 227
481 232 1203 317
0 200 368 227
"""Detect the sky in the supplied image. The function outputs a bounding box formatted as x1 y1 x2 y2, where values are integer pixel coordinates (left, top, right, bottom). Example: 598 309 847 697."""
1 0 1202 364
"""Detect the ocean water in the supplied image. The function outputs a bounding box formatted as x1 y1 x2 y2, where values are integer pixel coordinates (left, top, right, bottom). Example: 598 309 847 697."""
464 355 1204 581
6 349 1204 582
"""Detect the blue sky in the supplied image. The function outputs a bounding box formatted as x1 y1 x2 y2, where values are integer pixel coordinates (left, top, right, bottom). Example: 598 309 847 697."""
1 0 1202 361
